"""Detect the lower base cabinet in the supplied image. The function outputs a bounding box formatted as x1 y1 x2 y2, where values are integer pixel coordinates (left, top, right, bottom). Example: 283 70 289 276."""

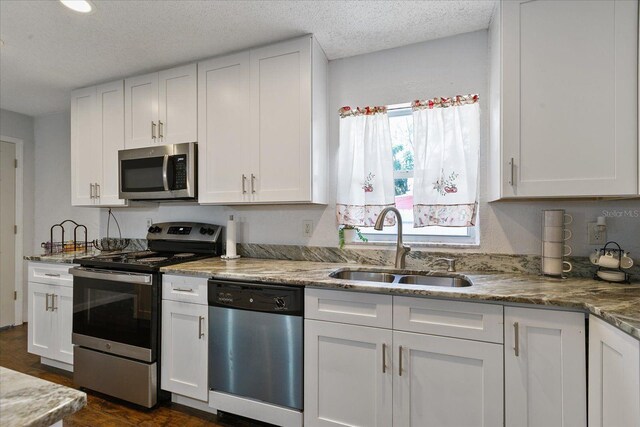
588 316 640 427
504 307 586 427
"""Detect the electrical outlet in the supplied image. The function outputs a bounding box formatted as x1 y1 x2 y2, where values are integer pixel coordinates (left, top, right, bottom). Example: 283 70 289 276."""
303 220 314 237
588 222 607 245
146 218 153 228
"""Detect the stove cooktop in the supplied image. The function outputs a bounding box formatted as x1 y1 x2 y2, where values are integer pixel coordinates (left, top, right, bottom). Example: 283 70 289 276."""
77 250 213 272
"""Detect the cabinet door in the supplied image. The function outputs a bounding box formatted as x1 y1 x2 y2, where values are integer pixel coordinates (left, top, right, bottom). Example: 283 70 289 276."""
96 80 126 206
27 282 54 358
501 0 638 197
589 316 640 427
161 300 208 401
504 307 586 427
124 72 159 148
393 331 503 427
70 86 99 206
250 37 312 202
305 319 392 427
158 64 197 145
53 286 74 365
198 52 251 204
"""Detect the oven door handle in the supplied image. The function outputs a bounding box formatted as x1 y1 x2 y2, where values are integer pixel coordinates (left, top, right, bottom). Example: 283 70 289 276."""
162 155 170 191
69 267 153 285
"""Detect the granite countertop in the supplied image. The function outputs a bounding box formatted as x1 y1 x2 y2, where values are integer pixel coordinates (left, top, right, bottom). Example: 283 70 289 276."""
161 257 640 340
0 367 86 427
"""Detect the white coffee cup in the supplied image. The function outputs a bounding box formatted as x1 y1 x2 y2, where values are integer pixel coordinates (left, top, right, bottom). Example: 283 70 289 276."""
543 226 572 242
543 242 572 258
598 253 620 269
621 252 634 269
543 210 573 227
542 257 572 275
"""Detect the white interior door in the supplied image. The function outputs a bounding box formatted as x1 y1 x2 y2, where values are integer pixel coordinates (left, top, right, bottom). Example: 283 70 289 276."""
0 141 16 327
158 64 197 145
250 37 312 202
504 307 586 427
70 86 98 206
96 80 126 206
198 52 251 204
393 331 503 427
125 72 159 148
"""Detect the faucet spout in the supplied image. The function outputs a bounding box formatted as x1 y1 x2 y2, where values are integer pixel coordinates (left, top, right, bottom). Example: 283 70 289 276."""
374 207 410 269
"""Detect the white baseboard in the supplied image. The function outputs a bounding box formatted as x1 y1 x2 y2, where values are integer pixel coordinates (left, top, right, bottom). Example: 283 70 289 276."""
171 393 217 414
41 357 73 372
209 390 302 427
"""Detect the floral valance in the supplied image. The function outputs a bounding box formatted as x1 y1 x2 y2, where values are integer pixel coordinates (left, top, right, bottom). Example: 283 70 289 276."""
412 94 479 110
338 105 387 118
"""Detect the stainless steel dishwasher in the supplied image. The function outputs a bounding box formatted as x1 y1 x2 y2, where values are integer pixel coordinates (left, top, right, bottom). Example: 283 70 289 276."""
208 279 303 427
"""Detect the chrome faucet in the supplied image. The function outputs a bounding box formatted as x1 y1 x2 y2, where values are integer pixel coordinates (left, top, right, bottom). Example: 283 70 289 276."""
374 207 411 269
433 257 456 272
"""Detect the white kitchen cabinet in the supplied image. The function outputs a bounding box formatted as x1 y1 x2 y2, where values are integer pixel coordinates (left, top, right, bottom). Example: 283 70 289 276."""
588 316 640 427
27 262 75 370
70 81 127 207
161 276 208 402
504 307 586 427
393 331 503 427
304 319 393 427
488 0 638 199
125 64 197 149
198 35 327 205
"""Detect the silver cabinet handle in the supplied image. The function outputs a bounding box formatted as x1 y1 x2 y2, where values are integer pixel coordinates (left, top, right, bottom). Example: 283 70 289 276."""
251 174 256 194
172 287 193 292
44 273 60 277
198 316 205 339
90 183 95 199
45 293 50 311
151 121 157 140
242 174 247 194
382 343 387 373
52 294 58 311
508 157 515 186
158 121 164 139
398 345 403 376
514 322 520 357
95 183 100 198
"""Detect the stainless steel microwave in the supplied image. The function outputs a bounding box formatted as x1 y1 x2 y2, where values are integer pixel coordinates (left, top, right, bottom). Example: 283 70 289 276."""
118 142 197 200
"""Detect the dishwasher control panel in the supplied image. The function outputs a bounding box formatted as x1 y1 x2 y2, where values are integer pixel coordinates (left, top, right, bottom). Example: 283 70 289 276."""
208 279 303 315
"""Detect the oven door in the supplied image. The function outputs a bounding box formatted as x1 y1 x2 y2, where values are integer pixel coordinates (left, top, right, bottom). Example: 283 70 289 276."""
118 142 196 200
70 267 158 362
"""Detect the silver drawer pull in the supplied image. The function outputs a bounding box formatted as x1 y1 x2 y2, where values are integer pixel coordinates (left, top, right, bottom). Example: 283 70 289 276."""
513 322 520 357
198 316 205 339
399 345 403 376
44 273 60 277
173 287 193 292
382 343 387 373
45 293 50 311
52 294 58 311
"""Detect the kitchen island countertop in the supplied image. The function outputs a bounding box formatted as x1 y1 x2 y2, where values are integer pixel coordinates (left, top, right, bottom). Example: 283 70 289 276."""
161 257 640 340
0 367 86 427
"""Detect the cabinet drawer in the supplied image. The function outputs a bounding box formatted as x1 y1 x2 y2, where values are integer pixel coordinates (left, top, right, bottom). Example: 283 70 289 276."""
28 263 76 287
305 288 392 328
162 275 208 305
393 297 504 344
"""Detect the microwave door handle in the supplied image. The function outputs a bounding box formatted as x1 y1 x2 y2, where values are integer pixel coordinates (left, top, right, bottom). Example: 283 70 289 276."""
162 155 170 191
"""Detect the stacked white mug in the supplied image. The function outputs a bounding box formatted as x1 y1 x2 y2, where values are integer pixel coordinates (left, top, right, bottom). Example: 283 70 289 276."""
541 209 573 277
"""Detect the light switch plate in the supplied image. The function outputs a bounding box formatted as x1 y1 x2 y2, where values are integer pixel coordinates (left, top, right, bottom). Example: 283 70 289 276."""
587 222 607 245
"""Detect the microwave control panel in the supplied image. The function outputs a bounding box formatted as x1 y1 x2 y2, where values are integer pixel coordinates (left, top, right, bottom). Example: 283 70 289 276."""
173 155 187 189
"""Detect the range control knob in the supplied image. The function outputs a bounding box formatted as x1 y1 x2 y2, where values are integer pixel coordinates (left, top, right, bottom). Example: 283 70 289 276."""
274 297 286 309
200 227 207 235
148 226 155 233
153 226 162 233
207 228 215 236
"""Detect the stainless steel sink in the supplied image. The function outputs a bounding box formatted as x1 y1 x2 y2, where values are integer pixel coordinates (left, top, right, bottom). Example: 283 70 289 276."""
329 270 396 283
397 275 471 287
329 269 471 287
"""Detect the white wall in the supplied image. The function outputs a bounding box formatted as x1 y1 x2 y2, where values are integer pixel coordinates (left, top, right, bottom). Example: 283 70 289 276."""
33 112 100 251
1 108 35 320
31 30 640 257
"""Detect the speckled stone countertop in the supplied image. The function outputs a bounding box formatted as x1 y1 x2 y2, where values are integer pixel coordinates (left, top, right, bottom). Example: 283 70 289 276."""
161 257 640 340
0 367 86 427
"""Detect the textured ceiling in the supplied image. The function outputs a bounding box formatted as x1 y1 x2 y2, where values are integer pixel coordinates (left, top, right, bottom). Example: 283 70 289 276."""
0 0 496 117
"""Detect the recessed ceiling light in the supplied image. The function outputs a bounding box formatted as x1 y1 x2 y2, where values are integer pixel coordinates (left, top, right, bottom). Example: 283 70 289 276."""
59 0 95 14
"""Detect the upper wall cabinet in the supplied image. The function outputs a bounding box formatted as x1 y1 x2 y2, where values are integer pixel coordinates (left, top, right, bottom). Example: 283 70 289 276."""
488 0 639 200
71 81 127 207
198 35 327 204
124 63 197 149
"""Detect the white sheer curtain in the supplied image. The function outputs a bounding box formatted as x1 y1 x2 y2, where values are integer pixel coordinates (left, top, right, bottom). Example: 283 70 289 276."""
336 106 396 227
412 95 480 227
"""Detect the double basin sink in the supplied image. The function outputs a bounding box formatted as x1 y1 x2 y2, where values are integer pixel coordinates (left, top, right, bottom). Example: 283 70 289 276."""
330 268 471 288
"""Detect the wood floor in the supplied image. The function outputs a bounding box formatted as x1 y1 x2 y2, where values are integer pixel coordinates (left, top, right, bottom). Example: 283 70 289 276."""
0 324 265 426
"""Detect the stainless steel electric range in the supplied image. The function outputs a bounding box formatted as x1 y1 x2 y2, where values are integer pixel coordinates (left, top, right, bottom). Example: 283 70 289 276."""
70 222 222 408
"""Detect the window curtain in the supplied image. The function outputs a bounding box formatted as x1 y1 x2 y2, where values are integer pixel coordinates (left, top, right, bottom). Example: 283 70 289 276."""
336 106 396 227
412 95 480 227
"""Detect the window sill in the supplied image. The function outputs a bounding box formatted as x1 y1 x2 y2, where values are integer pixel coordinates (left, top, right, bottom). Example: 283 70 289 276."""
344 240 481 250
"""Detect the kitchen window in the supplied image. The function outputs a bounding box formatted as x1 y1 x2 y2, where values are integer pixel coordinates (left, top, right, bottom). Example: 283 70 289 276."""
360 104 477 245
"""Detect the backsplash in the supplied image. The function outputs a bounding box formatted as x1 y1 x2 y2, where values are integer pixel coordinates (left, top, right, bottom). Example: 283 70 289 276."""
237 243 640 281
